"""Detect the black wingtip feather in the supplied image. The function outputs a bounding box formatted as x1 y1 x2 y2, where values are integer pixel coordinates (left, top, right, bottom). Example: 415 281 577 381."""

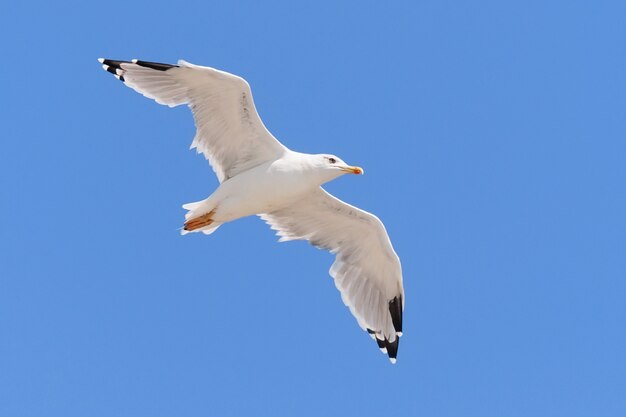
100 58 177 81
368 328 400 362
375 337 386 350
386 337 399 360
134 60 178 71
389 296 403 334
101 59 130 70
100 58 178 74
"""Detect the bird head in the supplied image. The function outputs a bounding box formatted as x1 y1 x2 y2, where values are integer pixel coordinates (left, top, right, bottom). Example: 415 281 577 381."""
311 154 363 182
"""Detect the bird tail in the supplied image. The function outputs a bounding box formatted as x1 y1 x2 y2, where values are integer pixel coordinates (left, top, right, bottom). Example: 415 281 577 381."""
181 200 223 235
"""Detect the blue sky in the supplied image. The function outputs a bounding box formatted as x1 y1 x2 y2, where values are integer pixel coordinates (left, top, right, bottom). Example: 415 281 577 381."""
1 0 625 416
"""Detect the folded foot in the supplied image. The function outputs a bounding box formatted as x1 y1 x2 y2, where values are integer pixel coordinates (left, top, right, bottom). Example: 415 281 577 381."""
184 210 216 231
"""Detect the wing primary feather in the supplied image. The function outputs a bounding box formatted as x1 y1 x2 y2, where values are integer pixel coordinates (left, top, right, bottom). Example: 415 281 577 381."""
101 59 129 70
100 59 129 82
386 337 399 362
375 336 387 353
389 295 403 334
134 60 179 71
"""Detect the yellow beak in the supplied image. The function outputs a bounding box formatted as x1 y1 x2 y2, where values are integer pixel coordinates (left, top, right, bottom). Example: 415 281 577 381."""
340 165 364 175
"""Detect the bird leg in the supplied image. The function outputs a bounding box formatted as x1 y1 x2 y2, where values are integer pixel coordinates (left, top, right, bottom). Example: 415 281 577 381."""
184 209 216 231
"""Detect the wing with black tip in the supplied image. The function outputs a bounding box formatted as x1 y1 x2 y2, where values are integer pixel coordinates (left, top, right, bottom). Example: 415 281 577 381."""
260 187 404 363
98 58 288 182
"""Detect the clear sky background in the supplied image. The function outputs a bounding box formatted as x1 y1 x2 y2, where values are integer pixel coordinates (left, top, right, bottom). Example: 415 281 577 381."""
1 1 625 416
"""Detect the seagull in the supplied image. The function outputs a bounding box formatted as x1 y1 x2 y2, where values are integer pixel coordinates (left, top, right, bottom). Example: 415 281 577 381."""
98 58 405 363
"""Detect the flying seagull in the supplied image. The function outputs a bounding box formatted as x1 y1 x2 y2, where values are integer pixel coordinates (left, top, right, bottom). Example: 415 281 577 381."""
98 58 404 363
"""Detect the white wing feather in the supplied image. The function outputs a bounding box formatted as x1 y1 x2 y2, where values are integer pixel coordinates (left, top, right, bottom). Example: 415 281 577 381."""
260 188 404 360
99 59 287 182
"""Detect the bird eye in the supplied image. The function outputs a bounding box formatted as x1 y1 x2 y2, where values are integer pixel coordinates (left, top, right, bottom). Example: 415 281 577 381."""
328 157 336 164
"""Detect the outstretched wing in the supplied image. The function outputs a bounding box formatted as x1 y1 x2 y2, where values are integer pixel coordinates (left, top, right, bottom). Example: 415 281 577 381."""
260 188 404 363
99 59 287 182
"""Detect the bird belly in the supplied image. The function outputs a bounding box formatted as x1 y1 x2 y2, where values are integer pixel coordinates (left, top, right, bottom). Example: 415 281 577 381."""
210 162 315 222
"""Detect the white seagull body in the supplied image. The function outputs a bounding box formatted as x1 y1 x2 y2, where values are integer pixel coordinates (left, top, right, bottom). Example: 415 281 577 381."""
99 58 405 363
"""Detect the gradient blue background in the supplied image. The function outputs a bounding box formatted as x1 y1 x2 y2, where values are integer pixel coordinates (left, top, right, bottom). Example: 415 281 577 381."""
1 1 625 416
